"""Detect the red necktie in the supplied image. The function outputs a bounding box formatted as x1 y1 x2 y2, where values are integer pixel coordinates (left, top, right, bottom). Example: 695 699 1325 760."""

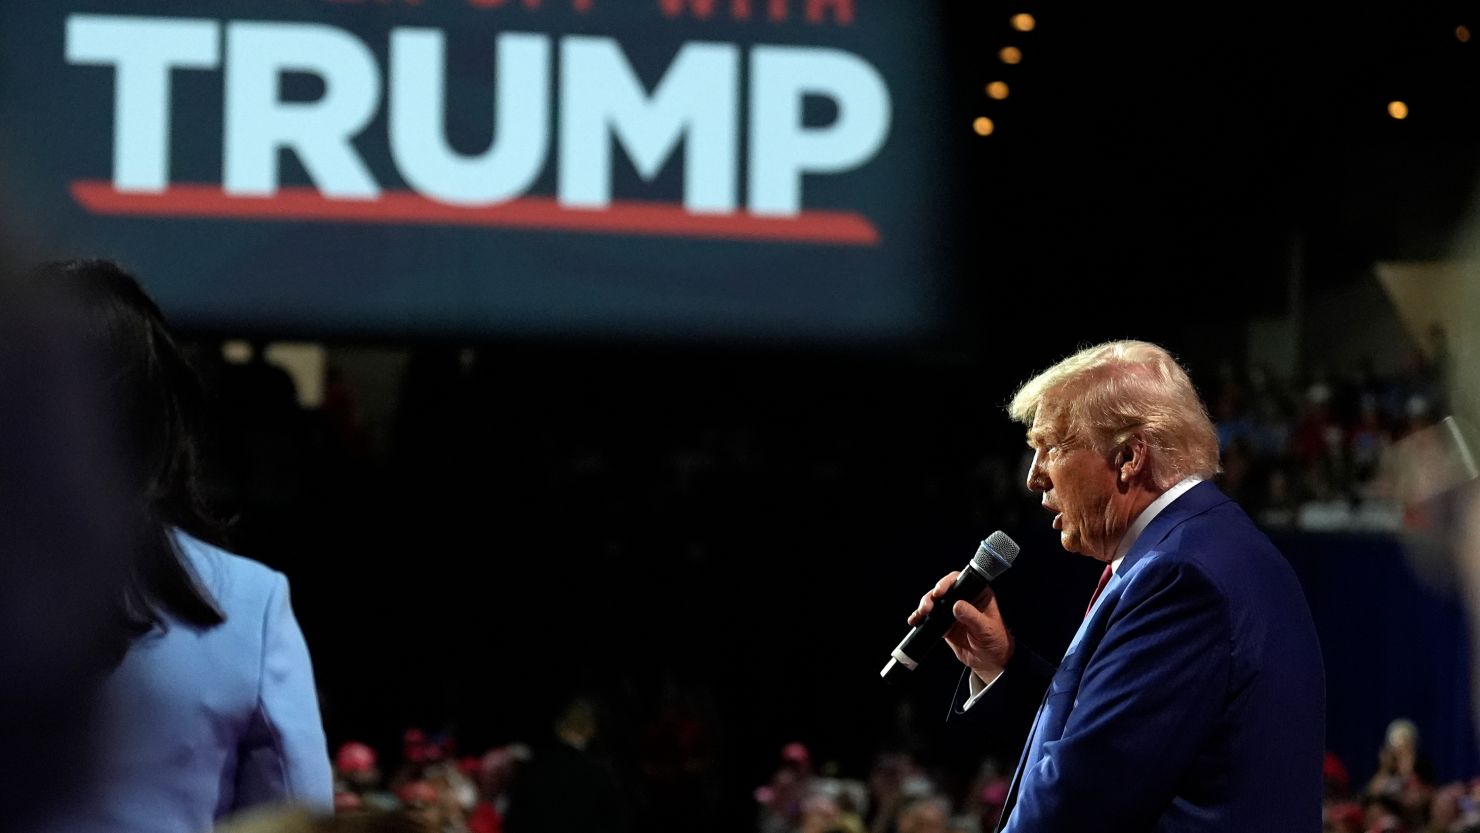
1085 564 1113 618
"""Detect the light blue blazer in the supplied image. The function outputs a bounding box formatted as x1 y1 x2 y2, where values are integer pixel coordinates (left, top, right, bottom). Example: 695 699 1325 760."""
37 532 332 832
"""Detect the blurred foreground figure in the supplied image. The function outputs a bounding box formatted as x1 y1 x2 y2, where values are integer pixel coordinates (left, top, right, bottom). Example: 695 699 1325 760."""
0 266 135 830
22 260 332 832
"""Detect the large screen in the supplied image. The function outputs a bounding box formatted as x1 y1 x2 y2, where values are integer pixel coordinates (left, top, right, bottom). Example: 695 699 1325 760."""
0 1 950 340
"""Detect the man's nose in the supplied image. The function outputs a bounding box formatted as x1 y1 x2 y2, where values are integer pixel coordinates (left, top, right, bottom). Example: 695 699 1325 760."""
1025 452 1047 492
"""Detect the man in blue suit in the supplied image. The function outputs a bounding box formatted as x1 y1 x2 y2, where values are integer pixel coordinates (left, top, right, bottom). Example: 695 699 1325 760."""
912 341 1324 832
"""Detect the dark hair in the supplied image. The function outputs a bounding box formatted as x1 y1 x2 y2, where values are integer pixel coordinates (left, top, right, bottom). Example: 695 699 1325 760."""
28 259 225 646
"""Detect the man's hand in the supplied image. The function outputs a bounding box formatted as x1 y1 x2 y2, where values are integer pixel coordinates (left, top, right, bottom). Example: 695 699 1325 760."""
908 571 1015 683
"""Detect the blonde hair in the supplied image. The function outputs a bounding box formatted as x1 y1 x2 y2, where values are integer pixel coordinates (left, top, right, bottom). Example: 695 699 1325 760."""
1008 340 1220 489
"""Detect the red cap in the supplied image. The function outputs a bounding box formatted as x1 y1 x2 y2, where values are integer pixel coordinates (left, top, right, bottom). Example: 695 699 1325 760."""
782 742 810 764
1323 752 1350 791
336 742 378 775
404 728 432 764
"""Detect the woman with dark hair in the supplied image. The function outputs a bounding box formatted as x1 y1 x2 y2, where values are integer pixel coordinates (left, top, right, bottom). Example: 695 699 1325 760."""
26 260 332 833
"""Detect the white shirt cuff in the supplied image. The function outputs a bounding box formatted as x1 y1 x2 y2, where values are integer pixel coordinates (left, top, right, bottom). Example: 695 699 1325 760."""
962 668 1005 711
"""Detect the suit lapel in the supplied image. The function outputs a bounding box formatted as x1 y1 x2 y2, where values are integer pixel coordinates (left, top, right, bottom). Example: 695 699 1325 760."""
1117 481 1229 574
995 482 1230 830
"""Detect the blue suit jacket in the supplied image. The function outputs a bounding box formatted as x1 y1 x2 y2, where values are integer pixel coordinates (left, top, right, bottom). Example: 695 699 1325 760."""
952 482 1325 832
36 533 333 833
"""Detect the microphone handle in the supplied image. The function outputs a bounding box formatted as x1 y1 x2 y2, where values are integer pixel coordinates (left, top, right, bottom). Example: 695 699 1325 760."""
890 563 991 671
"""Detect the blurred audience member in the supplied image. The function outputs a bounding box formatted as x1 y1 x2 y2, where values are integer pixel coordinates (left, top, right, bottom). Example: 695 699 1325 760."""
896 797 950 833
1324 751 1352 801
1368 719 1436 826
961 759 1010 832
397 782 447 831
399 777 469 833
468 745 529 833
797 794 843 833
1427 783 1467 833
1369 719 1435 797
865 753 932 833
337 742 399 812
338 743 382 792
1365 793 1409 833
757 742 819 833
1325 801 1364 832
504 698 627 833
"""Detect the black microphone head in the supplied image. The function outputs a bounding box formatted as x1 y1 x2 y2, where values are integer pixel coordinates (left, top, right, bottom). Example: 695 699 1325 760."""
970 531 1020 580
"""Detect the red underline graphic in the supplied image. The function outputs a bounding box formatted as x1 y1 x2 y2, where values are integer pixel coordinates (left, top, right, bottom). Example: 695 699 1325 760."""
70 182 880 246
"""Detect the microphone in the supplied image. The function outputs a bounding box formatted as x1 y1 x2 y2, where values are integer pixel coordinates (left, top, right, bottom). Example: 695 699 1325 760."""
880 531 1020 685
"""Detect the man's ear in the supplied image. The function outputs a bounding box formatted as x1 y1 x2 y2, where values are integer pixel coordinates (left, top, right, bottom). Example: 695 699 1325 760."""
1118 435 1150 483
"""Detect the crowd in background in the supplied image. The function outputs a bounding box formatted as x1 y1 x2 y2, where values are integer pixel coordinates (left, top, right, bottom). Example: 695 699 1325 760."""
744 720 1480 833
750 744 1001 833
182 329 1460 555
1323 719 1480 833
332 699 624 833
1207 327 1452 531
189 333 1460 550
324 714 1480 833
329 724 998 833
